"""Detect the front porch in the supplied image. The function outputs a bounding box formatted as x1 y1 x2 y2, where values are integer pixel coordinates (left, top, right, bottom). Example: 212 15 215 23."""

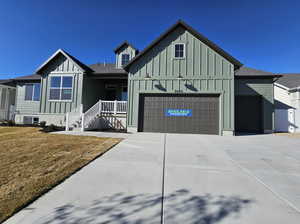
66 100 127 132
67 72 129 132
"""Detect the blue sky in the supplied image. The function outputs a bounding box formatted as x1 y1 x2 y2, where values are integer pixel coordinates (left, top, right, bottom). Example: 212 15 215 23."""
0 0 299 79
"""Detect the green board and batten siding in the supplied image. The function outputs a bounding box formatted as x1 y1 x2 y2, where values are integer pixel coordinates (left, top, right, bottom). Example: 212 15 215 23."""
39 54 84 114
235 78 274 132
127 26 235 134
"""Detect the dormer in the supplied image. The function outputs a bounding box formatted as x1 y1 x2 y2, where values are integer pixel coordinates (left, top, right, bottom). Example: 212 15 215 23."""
114 41 138 68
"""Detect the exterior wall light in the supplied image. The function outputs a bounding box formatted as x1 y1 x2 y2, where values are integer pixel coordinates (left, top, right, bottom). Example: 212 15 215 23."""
144 73 152 80
177 74 184 80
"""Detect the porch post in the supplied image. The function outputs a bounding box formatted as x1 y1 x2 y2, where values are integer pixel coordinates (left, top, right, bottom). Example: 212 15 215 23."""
65 113 69 131
81 114 85 132
114 100 117 115
98 100 102 115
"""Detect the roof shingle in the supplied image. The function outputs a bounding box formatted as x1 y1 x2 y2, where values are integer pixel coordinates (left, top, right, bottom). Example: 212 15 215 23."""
235 67 280 77
276 74 300 89
88 63 127 75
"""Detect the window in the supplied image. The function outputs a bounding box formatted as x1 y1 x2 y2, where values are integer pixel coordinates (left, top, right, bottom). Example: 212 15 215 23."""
121 54 130 66
25 83 40 101
49 76 73 101
0 89 6 109
174 43 185 59
23 116 39 125
121 86 128 101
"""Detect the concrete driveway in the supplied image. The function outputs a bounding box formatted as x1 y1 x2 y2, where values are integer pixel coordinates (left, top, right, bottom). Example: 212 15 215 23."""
5 133 300 224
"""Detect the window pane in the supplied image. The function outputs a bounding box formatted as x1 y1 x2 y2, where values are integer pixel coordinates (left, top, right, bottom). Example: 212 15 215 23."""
179 51 183 58
25 84 33 101
33 83 40 101
121 54 130 65
61 89 72 100
121 91 128 101
62 77 73 88
51 77 61 88
49 89 60 100
175 44 184 58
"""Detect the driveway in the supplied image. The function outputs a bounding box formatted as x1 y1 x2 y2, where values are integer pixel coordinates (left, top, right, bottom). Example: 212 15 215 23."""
5 133 300 224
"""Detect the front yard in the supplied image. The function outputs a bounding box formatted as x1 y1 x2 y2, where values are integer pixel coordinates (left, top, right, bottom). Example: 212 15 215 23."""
275 133 300 138
0 127 122 223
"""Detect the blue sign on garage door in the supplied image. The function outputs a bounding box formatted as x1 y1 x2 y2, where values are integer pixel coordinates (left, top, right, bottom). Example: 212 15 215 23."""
165 109 192 117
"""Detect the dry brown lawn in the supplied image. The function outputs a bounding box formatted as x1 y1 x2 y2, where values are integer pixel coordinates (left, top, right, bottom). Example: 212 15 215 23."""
0 127 122 223
275 133 300 138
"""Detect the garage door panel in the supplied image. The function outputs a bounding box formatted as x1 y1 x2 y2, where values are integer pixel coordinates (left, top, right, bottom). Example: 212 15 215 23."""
138 94 219 135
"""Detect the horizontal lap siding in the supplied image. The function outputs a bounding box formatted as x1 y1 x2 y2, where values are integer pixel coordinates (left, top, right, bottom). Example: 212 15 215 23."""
16 83 40 114
40 54 83 114
128 26 234 132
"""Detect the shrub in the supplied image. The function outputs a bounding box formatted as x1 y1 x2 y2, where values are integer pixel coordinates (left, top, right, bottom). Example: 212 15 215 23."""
41 124 65 133
7 120 15 126
39 121 46 127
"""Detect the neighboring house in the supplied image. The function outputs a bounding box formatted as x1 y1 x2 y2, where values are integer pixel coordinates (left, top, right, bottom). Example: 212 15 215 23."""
0 79 16 121
274 74 300 133
10 20 281 135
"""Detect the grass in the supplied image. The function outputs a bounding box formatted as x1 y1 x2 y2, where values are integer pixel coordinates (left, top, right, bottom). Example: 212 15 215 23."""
0 127 122 223
275 132 300 138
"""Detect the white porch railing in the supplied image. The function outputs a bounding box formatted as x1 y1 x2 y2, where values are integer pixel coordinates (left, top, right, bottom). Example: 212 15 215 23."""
81 100 127 131
101 100 127 114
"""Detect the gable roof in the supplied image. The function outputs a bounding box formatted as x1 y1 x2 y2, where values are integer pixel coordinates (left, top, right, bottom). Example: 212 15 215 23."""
276 73 300 89
88 63 127 75
124 20 243 71
35 49 93 74
114 41 138 53
235 66 281 77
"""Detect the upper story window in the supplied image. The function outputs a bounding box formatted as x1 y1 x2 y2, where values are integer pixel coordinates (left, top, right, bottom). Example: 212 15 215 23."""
174 43 185 59
49 76 73 101
25 83 40 101
121 54 130 66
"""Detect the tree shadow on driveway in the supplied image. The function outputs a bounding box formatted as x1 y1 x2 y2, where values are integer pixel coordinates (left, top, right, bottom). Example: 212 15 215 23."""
39 189 252 224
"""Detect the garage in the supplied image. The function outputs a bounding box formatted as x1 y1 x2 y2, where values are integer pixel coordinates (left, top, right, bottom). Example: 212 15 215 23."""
138 94 220 134
235 95 263 133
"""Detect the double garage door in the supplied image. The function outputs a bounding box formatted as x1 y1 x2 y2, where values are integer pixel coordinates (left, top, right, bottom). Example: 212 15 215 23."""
138 94 219 135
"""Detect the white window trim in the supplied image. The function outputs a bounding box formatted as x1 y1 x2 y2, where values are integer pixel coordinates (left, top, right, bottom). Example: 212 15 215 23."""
48 75 73 102
25 83 41 101
173 43 186 59
120 53 130 66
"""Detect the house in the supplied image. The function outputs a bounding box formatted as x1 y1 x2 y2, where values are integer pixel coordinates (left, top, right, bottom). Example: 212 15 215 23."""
274 74 300 133
0 79 16 121
10 20 281 135
13 47 131 126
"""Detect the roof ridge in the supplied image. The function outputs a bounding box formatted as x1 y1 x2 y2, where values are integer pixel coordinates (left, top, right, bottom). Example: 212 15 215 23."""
124 20 243 71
